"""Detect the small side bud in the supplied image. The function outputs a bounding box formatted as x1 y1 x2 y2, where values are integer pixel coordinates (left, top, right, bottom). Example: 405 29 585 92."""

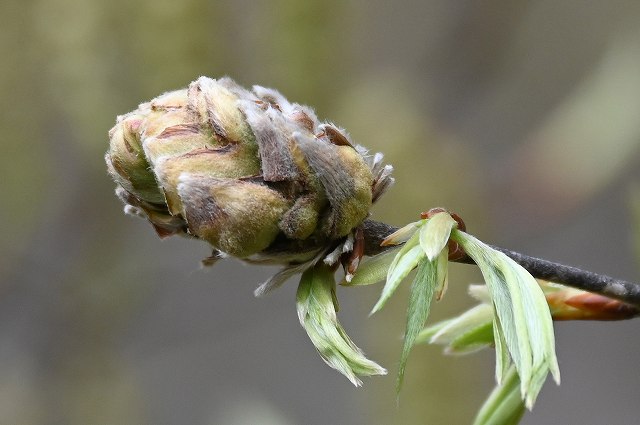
543 283 640 320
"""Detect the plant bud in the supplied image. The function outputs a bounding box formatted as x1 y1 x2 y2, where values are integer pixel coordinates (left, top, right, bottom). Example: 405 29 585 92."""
106 77 394 265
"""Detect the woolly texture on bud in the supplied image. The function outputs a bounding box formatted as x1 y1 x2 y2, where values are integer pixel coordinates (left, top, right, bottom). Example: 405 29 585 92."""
107 77 393 264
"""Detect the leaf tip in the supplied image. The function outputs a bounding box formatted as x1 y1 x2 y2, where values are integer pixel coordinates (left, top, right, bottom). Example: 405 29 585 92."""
525 395 535 411
551 362 561 385
369 305 381 317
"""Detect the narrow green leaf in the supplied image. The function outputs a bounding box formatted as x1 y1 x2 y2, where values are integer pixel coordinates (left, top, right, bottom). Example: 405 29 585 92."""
341 247 400 286
434 247 449 300
427 303 495 356
397 258 438 393
254 262 310 297
296 265 387 386
473 366 525 425
468 284 492 303
448 321 495 354
525 363 551 410
419 212 457 260
451 229 559 406
493 316 511 385
415 318 455 344
371 231 425 314
381 220 421 246
429 303 493 345
386 230 420 282
415 282 493 348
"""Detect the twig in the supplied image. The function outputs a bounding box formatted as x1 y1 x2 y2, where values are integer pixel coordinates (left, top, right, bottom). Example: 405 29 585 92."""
361 219 640 309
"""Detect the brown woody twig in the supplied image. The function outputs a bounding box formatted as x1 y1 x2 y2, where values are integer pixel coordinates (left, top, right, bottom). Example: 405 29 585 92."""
361 219 640 310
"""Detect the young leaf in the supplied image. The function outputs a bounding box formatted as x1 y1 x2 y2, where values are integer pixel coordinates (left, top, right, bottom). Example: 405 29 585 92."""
419 212 457 261
447 321 494 354
473 366 525 425
451 229 560 407
255 262 311 297
397 257 439 392
386 229 421 281
468 283 492 303
341 246 400 286
434 247 450 300
429 303 493 344
493 316 512 385
416 284 494 348
414 318 455 344
371 231 425 314
427 303 494 353
296 264 386 386
381 220 421 246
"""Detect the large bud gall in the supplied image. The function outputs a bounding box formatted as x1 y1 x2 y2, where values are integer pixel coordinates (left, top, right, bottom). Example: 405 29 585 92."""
106 76 394 264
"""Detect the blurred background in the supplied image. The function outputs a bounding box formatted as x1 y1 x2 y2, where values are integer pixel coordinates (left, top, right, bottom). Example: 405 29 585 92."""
2 0 640 424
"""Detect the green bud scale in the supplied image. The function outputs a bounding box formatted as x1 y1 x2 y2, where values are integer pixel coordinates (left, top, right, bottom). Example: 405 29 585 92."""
106 76 393 274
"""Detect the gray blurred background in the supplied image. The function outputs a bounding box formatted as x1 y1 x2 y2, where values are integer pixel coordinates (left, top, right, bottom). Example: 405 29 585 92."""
2 1 640 424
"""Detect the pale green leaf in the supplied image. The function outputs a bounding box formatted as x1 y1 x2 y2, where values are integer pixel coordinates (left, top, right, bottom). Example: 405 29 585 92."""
434 247 449 300
419 212 457 261
381 220 421 246
341 246 400 286
296 265 386 386
448 321 494 354
430 303 493 345
414 318 454 344
493 316 511 385
397 258 438 393
371 231 425 314
254 262 310 297
451 229 559 406
415 283 493 347
468 284 492 303
525 363 552 410
386 229 420 282
473 366 525 425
